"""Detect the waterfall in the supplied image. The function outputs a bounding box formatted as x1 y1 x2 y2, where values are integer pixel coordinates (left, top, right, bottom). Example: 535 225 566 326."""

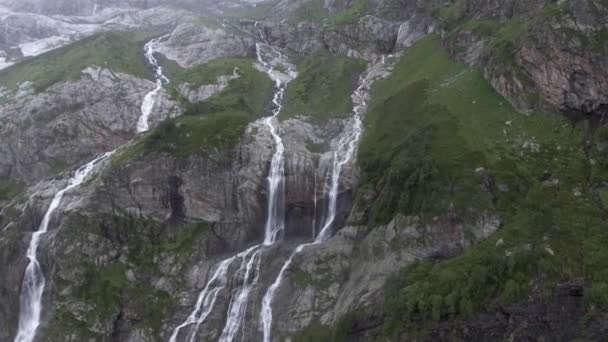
218 249 261 342
137 36 170 133
261 68 287 245
14 34 177 341
260 57 392 342
312 170 317 239
13 152 114 342
168 31 296 342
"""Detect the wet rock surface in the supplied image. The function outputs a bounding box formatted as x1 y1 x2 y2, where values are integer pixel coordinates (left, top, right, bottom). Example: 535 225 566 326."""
0 0 607 341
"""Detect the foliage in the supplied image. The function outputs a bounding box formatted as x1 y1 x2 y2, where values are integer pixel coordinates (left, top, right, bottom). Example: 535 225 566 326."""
115 58 274 161
0 31 155 93
281 53 365 123
362 36 608 337
76 262 171 334
287 0 371 25
0 181 22 201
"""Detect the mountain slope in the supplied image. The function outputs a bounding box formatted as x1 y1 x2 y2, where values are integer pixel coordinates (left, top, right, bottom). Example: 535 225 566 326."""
0 0 607 341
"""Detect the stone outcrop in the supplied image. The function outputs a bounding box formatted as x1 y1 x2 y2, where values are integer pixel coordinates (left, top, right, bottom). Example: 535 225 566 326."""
156 23 256 68
0 67 177 187
0 5 194 64
442 0 608 115
246 14 435 61
1 0 607 341
267 213 500 339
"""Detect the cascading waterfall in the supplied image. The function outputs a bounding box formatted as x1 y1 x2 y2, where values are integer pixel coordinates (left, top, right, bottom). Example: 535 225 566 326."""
260 57 391 342
137 36 170 133
218 249 262 342
15 35 175 342
13 151 114 342
169 29 296 342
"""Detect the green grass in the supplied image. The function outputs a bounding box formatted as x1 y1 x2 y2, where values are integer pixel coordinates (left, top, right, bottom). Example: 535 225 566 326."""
354 36 608 338
286 0 371 25
288 0 328 23
160 57 253 93
0 31 155 93
0 181 23 201
77 263 129 314
128 222 208 271
42 310 103 341
331 0 370 25
281 54 366 123
223 0 282 21
113 58 274 161
291 268 314 288
76 262 171 334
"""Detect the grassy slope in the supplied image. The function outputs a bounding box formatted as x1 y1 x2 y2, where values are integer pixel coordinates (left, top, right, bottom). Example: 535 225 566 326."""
0 31 154 93
281 54 366 123
0 181 22 202
350 36 608 337
114 58 274 162
286 0 370 25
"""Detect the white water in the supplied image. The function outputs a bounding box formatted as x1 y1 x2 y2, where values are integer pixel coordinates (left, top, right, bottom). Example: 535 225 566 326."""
260 58 389 342
261 57 287 246
169 30 296 342
14 151 114 342
137 36 170 133
218 249 261 342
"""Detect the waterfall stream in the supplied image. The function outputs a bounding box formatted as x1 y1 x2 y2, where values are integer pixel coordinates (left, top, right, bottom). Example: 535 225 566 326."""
14 34 173 342
260 57 392 342
13 152 114 342
137 36 170 133
169 28 296 342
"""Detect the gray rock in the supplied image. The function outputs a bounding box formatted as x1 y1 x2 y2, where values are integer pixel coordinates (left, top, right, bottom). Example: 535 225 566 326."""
0 66 178 186
156 22 255 68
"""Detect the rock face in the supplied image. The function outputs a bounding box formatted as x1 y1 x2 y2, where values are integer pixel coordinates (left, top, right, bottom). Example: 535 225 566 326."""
156 23 256 68
0 0 607 341
267 214 500 339
442 0 608 116
247 15 435 61
0 0 199 16
0 67 177 187
0 4 194 65
177 67 241 103
516 15 608 115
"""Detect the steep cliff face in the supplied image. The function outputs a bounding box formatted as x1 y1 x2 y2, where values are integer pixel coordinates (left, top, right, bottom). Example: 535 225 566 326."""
1 0 607 341
441 0 608 116
0 67 174 186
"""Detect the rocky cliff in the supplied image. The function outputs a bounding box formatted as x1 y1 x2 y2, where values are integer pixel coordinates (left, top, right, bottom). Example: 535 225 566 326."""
1 0 607 341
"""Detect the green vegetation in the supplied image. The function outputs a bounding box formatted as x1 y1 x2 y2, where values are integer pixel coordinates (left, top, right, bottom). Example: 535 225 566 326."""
281 54 366 123
128 222 208 271
77 262 171 334
288 0 328 23
292 319 351 342
70 213 204 334
0 31 155 93
291 267 314 288
160 57 253 94
0 181 22 201
43 310 103 341
78 263 129 314
331 0 370 25
354 36 608 337
221 0 281 21
114 58 274 161
287 0 371 25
